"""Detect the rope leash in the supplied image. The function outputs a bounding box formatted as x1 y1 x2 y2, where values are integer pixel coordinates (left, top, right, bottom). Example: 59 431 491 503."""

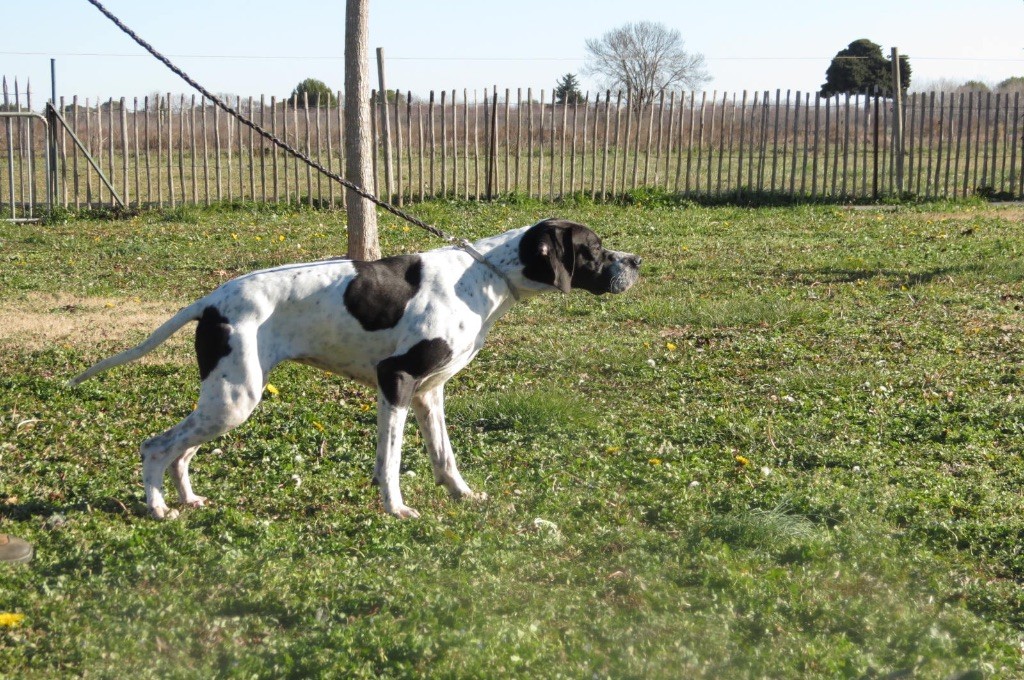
84 0 521 301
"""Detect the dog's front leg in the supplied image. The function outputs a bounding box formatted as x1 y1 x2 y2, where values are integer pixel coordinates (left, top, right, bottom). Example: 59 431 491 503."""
412 386 486 503
374 395 419 519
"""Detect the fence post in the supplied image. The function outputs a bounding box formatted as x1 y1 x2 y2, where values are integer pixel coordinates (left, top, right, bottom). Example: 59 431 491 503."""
49 59 58 211
891 47 905 196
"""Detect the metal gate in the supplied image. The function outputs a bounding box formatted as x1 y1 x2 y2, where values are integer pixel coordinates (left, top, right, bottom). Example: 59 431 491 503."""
2 77 121 221
1 110 53 222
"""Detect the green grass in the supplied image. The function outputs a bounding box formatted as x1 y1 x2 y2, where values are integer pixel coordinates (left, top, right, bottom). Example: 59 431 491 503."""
2 198 1024 677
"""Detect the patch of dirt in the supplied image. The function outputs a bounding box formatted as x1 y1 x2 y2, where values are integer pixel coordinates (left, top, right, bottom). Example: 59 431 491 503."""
916 205 1024 223
846 203 1024 223
0 293 190 363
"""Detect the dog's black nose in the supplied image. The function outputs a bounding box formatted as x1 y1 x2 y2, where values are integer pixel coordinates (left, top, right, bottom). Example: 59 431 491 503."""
627 255 642 267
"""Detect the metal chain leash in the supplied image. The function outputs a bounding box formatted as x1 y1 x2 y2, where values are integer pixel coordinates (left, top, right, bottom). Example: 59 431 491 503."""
85 0 522 299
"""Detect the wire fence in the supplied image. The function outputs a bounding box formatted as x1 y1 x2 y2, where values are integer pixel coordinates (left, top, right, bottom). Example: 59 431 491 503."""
2 79 1022 218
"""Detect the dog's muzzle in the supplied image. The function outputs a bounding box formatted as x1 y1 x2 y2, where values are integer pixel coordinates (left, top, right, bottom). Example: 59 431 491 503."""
606 251 642 294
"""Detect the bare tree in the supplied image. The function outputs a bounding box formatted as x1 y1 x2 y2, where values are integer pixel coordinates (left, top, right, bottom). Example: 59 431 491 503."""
583 21 710 109
344 0 380 261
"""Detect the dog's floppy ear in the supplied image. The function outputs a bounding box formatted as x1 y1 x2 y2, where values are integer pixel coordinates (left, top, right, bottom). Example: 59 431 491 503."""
521 222 575 293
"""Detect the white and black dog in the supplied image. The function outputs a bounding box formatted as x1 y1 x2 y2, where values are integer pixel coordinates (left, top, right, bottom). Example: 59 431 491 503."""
71 218 641 519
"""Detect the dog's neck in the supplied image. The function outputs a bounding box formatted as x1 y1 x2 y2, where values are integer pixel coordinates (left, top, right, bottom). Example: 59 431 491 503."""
458 240 522 302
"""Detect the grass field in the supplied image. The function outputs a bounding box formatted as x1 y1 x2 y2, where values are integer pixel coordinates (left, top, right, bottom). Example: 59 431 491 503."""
2 197 1024 677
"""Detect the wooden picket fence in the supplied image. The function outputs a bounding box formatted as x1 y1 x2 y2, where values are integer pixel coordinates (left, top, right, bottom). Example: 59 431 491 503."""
2 79 1023 218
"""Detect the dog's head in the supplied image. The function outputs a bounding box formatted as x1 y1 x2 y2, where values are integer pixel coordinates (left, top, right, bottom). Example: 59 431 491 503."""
519 218 641 295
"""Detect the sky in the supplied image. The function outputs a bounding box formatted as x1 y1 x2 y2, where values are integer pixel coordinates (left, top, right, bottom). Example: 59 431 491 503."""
3 0 1023 108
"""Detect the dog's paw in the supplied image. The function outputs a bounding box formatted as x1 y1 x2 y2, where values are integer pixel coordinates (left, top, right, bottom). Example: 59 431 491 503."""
150 504 180 520
387 504 421 520
180 495 208 509
458 491 489 504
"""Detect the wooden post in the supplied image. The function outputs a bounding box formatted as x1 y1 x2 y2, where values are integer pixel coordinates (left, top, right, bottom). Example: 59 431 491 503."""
526 88 534 199
462 89 469 199
370 91 379 197
186 96 196 205
570 92 580 195
547 89 556 199
490 87 499 199
394 89 403 206
664 91 675 190
516 88 523 194
200 99 210 205
558 90 567 197
891 47 905 195
873 88 880 199
611 90 623 199
143 96 151 207
472 90 480 198
1010 92 1020 196
963 92 974 196
158 96 166 207
164 94 172 207
504 88 511 195
406 92 413 204
673 91 688 193
934 92 945 199
345 0 379 259
271 96 279 203
374 47 394 203
952 93 965 198
453 90 461 197
119 97 129 207
260 95 268 202
736 90 747 199
132 97 141 207
417 99 425 202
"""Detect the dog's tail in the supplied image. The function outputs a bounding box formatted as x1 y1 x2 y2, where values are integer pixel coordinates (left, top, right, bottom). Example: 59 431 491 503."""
68 299 209 386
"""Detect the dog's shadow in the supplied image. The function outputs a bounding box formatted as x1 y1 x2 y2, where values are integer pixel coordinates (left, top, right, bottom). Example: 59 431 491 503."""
0 496 135 523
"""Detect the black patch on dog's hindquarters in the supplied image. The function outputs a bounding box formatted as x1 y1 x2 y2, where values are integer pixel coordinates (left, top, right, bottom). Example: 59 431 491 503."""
344 255 423 331
195 306 232 381
376 338 453 407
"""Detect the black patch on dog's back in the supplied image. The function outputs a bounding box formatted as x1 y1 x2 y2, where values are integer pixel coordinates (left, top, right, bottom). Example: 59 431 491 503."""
195 306 232 381
344 255 423 331
376 338 453 406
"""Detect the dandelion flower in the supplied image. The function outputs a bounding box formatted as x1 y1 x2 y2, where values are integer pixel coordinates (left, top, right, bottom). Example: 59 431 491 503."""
666 342 678 352
0 613 25 627
734 454 750 467
265 383 280 396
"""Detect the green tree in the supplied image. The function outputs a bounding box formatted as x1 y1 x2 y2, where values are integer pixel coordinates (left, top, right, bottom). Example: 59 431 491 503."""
958 80 991 93
555 73 584 104
290 78 338 108
820 39 911 97
996 76 1024 93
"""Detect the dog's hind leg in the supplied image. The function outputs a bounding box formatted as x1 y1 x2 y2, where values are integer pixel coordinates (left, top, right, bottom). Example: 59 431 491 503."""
169 446 205 508
412 385 486 503
142 344 265 519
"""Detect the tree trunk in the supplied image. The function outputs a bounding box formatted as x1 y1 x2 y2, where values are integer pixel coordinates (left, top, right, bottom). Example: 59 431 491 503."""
344 0 380 260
